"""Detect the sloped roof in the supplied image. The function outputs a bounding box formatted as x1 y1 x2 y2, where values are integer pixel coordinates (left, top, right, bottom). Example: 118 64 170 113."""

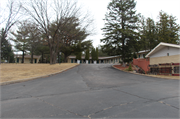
68 55 121 60
137 50 150 54
14 55 41 59
145 42 180 58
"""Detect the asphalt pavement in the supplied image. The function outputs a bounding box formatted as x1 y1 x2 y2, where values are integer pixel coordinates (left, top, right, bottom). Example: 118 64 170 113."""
1 64 179 118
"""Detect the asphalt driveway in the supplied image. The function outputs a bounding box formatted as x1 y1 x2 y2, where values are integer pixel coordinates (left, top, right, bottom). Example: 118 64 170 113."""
1 64 179 118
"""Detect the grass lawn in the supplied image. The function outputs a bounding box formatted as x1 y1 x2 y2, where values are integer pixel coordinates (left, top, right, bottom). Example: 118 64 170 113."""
0 63 78 83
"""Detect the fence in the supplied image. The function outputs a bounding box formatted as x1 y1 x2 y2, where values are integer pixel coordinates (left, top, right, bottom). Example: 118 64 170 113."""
133 58 150 73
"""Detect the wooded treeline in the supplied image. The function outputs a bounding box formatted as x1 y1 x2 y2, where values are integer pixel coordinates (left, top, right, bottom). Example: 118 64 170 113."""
101 0 180 64
1 0 179 64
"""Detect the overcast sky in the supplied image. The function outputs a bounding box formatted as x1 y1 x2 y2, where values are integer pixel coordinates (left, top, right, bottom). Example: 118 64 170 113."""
1 0 180 48
78 0 180 47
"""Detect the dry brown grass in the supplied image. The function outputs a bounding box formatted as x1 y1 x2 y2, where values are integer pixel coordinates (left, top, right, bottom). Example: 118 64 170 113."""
0 63 78 83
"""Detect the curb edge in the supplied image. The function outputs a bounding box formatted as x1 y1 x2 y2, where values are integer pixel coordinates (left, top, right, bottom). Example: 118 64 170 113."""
112 65 179 80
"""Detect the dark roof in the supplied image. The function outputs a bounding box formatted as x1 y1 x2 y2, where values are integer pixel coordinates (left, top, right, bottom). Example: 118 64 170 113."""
68 55 121 60
14 55 41 59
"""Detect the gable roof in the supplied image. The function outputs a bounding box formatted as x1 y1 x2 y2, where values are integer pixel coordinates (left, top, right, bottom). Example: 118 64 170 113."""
145 42 180 58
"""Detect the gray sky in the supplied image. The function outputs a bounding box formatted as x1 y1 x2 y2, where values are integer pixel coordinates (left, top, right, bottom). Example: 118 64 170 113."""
79 0 180 47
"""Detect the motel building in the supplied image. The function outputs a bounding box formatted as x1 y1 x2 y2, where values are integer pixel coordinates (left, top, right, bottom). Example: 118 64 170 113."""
67 50 149 64
14 55 41 64
67 49 149 64
67 55 122 64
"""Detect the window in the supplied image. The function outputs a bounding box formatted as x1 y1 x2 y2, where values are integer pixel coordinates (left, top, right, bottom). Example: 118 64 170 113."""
17 58 19 63
167 53 169 56
174 67 179 74
139 55 140 58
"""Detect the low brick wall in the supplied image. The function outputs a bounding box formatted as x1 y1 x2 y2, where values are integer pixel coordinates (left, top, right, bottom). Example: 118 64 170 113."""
133 58 150 73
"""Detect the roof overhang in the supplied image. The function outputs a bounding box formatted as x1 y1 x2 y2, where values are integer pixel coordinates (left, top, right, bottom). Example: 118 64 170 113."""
68 55 121 60
145 42 180 58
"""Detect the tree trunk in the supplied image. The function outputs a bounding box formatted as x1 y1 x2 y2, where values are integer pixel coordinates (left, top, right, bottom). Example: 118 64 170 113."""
41 52 44 63
50 47 53 65
50 49 57 64
122 62 126 67
121 12 125 67
64 54 68 63
22 51 25 63
8 56 10 63
31 52 33 64
53 52 57 64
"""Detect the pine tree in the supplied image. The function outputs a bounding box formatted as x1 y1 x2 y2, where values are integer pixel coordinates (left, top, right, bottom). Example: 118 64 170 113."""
95 47 99 61
1 29 14 63
168 15 180 44
145 18 158 50
75 42 82 60
101 0 139 63
133 52 137 59
11 22 29 63
138 16 158 51
91 48 96 61
157 11 180 44
85 48 89 60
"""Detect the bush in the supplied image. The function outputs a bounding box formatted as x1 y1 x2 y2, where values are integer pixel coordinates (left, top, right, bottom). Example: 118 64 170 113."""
128 64 133 71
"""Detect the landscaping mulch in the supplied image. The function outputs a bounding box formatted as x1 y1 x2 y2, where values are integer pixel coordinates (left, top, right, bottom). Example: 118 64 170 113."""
113 64 179 80
113 64 135 71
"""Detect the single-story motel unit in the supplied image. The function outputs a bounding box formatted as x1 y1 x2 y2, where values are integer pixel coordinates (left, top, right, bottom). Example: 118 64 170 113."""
67 55 122 64
14 55 41 64
67 50 150 64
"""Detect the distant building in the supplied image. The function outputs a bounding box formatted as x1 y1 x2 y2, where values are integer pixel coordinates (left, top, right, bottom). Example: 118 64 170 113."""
137 50 150 59
67 55 122 64
67 50 151 64
14 55 41 64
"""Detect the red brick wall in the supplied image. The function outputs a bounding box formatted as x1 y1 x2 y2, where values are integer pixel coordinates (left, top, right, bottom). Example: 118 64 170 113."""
133 58 150 73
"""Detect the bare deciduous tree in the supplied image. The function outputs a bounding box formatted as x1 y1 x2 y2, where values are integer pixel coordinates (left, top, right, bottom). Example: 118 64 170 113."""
22 0 94 64
0 0 22 64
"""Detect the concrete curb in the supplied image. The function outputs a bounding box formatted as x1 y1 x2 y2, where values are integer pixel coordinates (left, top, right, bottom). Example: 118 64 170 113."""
0 64 80 86
112 65 179 80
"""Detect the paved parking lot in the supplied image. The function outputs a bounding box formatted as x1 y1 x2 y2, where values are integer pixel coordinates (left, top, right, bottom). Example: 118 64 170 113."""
1 64 179 118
